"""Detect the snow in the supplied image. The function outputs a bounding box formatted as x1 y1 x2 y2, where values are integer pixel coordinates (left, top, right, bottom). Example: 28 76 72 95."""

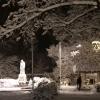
0 79 19 88
28 77 52 89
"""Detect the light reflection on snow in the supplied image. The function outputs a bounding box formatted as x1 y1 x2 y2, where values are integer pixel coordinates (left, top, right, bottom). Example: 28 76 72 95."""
0 79 21 91
0 79 19 88
0 77 52 91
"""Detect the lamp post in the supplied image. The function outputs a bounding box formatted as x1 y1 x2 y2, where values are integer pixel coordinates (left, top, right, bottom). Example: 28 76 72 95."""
25 10 34 93
59 42 62 87
92 41 100 82
73 65 76 74
31 39 34 93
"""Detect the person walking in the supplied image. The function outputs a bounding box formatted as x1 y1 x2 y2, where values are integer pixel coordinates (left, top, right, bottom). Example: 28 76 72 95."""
77 74 82 90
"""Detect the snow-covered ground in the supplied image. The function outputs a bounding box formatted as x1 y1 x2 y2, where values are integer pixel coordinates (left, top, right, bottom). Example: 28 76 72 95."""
0 79 21 91
59 85 97 94
60 85 77 90
0 77 52 91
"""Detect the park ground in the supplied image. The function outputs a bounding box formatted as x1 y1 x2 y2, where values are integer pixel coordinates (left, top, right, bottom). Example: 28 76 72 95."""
0 90 100 100
0 86 100 100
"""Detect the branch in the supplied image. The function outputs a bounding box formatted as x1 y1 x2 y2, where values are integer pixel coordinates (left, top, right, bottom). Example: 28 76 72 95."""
65 7 97 25
47 7 97 28
38 1 97 12
25 0 97 13
90 25 100 30
0 13 41 39
0 1 97 39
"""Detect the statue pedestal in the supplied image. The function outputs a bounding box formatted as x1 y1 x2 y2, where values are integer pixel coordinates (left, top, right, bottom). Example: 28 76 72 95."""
18 74 27 85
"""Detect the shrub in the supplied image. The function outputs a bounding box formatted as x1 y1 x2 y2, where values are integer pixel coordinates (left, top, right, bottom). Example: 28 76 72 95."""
33 81 57 100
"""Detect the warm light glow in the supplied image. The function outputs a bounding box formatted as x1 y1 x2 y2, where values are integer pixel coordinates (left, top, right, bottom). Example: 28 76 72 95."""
76 44 82 48
92 41 100 52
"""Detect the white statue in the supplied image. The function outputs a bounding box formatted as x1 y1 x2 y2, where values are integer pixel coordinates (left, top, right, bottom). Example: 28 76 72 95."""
18 59 27 84
20 59 25 74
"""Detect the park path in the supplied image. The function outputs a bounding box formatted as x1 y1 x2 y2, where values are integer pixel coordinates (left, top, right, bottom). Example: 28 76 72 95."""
55 85 100 100
55 93 100 100
0 85 99 100
0 91 33 100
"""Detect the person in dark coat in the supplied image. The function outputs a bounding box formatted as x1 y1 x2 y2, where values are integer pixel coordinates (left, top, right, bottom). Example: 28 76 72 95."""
77 74 82 90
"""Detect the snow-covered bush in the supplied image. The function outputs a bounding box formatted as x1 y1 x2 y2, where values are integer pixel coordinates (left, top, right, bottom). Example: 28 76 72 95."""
32 77 57 100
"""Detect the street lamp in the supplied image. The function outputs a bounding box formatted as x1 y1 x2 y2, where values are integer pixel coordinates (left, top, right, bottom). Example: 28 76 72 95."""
31 39 34 93
92 41 100 52
92 41 100 82
59 42 62 87
73 65 77 74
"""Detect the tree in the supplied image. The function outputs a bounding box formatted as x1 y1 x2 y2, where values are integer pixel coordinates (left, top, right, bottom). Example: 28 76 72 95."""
73 42 100 72
0 0 100 76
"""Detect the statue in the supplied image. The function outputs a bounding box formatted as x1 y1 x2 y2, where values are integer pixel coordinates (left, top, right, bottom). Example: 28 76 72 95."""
18 59 27 85
20 59 25 74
